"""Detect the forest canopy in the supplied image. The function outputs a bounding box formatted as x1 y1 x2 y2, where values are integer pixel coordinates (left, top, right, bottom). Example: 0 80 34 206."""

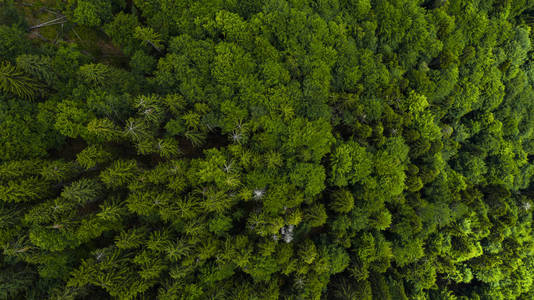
2 0 534 299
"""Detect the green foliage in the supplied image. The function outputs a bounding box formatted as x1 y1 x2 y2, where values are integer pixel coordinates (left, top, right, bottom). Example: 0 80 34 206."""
0 61 41 100
100 160 139 188
86 118 122 142
0 25 30 61
1 1 534 299
69 0 113 27
76 144 113 169
329 189 354 214
329 141 373 187
289 163 326 197
0 98 57 161
77 63 112 87
306 204 328 227
0 0 27 28
16 55 56 85
61 178 103 204
104 12 140 55
54 100 93 138
134 26 164 52
0 177 49 202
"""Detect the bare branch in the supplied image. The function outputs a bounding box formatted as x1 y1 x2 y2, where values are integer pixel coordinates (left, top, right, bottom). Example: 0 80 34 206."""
30 16 66 30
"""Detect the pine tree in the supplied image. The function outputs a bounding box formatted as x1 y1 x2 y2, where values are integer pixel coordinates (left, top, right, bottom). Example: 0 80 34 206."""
134 26 164 52
76 145 113 169
100 160 139 188
61 179 104 205
0 61 41 99
0 177 50 203
78 63 112 87
16 54 55 85
86 118 122 143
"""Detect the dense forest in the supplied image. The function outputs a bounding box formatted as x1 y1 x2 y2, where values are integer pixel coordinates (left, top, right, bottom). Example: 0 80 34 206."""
2 0 534 299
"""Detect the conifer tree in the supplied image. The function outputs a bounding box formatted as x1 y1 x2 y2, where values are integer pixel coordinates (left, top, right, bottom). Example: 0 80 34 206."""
0 61 41 99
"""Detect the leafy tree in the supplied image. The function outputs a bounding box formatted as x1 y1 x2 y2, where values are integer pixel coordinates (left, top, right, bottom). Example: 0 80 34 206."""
305 204 328 227
104 12 140 56
329 189 354 214
54 100 93 138
68 0 113 27
329 141 373 187
289 163 326 197
0 98 56 161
